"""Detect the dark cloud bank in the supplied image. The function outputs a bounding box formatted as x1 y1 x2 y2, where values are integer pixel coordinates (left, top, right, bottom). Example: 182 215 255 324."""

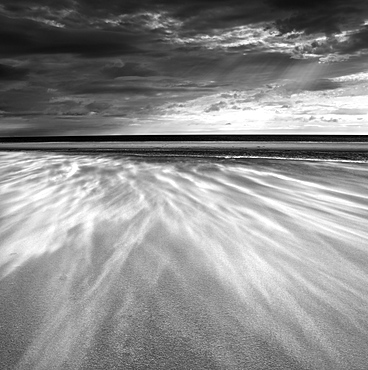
0 0 368 135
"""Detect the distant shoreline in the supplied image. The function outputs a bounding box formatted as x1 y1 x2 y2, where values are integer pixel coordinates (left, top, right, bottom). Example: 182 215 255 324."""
1 143 368 162
1 141 368 151
1 134 368 143
1 136 368 162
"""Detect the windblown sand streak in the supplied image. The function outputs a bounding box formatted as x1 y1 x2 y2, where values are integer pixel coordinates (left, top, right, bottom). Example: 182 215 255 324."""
0 151 368 369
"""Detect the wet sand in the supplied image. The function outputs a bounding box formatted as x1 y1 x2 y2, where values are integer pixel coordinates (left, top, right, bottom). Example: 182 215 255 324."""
1 152 368 369
1 140 368 151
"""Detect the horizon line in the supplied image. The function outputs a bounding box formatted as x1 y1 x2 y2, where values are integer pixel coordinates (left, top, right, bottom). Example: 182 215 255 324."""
1 134 368 143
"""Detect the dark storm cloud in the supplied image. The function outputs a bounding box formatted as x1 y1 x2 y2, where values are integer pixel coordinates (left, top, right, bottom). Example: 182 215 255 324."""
268 0 335 10
75 0 262 19
0 14 144 57
3 0 368 32
343 26 368 53
0 0 277 39
1 0 368 136
76 0 368 37
74 81 217 95
274 12 343 35
283 79 341 92
2 0 368 51
269 0 368 35
101 62 157 78
149 0 273 33
1 0 73 10
0 116 120 136
0 64 29 80
0 86 52 113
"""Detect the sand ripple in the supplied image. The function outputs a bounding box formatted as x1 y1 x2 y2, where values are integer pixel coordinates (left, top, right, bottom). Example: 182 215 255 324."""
0 151 368 369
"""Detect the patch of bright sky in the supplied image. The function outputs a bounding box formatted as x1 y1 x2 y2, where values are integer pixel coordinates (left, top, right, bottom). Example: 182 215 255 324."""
136 73 368 134
331 71 368 81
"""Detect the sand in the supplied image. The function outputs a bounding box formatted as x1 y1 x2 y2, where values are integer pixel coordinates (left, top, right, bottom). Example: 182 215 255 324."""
1 140 368 151
1 151 368 369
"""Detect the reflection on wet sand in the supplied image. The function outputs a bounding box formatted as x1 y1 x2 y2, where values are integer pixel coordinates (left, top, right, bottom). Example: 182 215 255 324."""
1 151 368 369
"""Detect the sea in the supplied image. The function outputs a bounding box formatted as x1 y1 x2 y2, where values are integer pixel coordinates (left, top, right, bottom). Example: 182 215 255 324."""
1 149 368 369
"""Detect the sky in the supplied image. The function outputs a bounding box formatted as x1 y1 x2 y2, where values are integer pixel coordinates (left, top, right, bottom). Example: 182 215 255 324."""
1 0 368 135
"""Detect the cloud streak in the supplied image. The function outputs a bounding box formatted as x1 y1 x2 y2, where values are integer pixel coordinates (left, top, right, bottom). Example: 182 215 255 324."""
0 0 368 134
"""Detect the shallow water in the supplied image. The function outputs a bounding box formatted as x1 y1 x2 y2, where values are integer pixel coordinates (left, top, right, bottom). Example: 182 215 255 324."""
1 151 368 370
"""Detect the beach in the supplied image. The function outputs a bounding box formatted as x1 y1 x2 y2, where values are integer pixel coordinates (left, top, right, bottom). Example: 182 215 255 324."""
1 151 368 369
1 140 368 151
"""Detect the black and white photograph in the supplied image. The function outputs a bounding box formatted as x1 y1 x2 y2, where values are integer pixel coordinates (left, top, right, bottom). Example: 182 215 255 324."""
0 0 368 369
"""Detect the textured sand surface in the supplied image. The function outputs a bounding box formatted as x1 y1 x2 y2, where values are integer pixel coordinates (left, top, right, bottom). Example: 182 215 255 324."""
1 152 368 369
